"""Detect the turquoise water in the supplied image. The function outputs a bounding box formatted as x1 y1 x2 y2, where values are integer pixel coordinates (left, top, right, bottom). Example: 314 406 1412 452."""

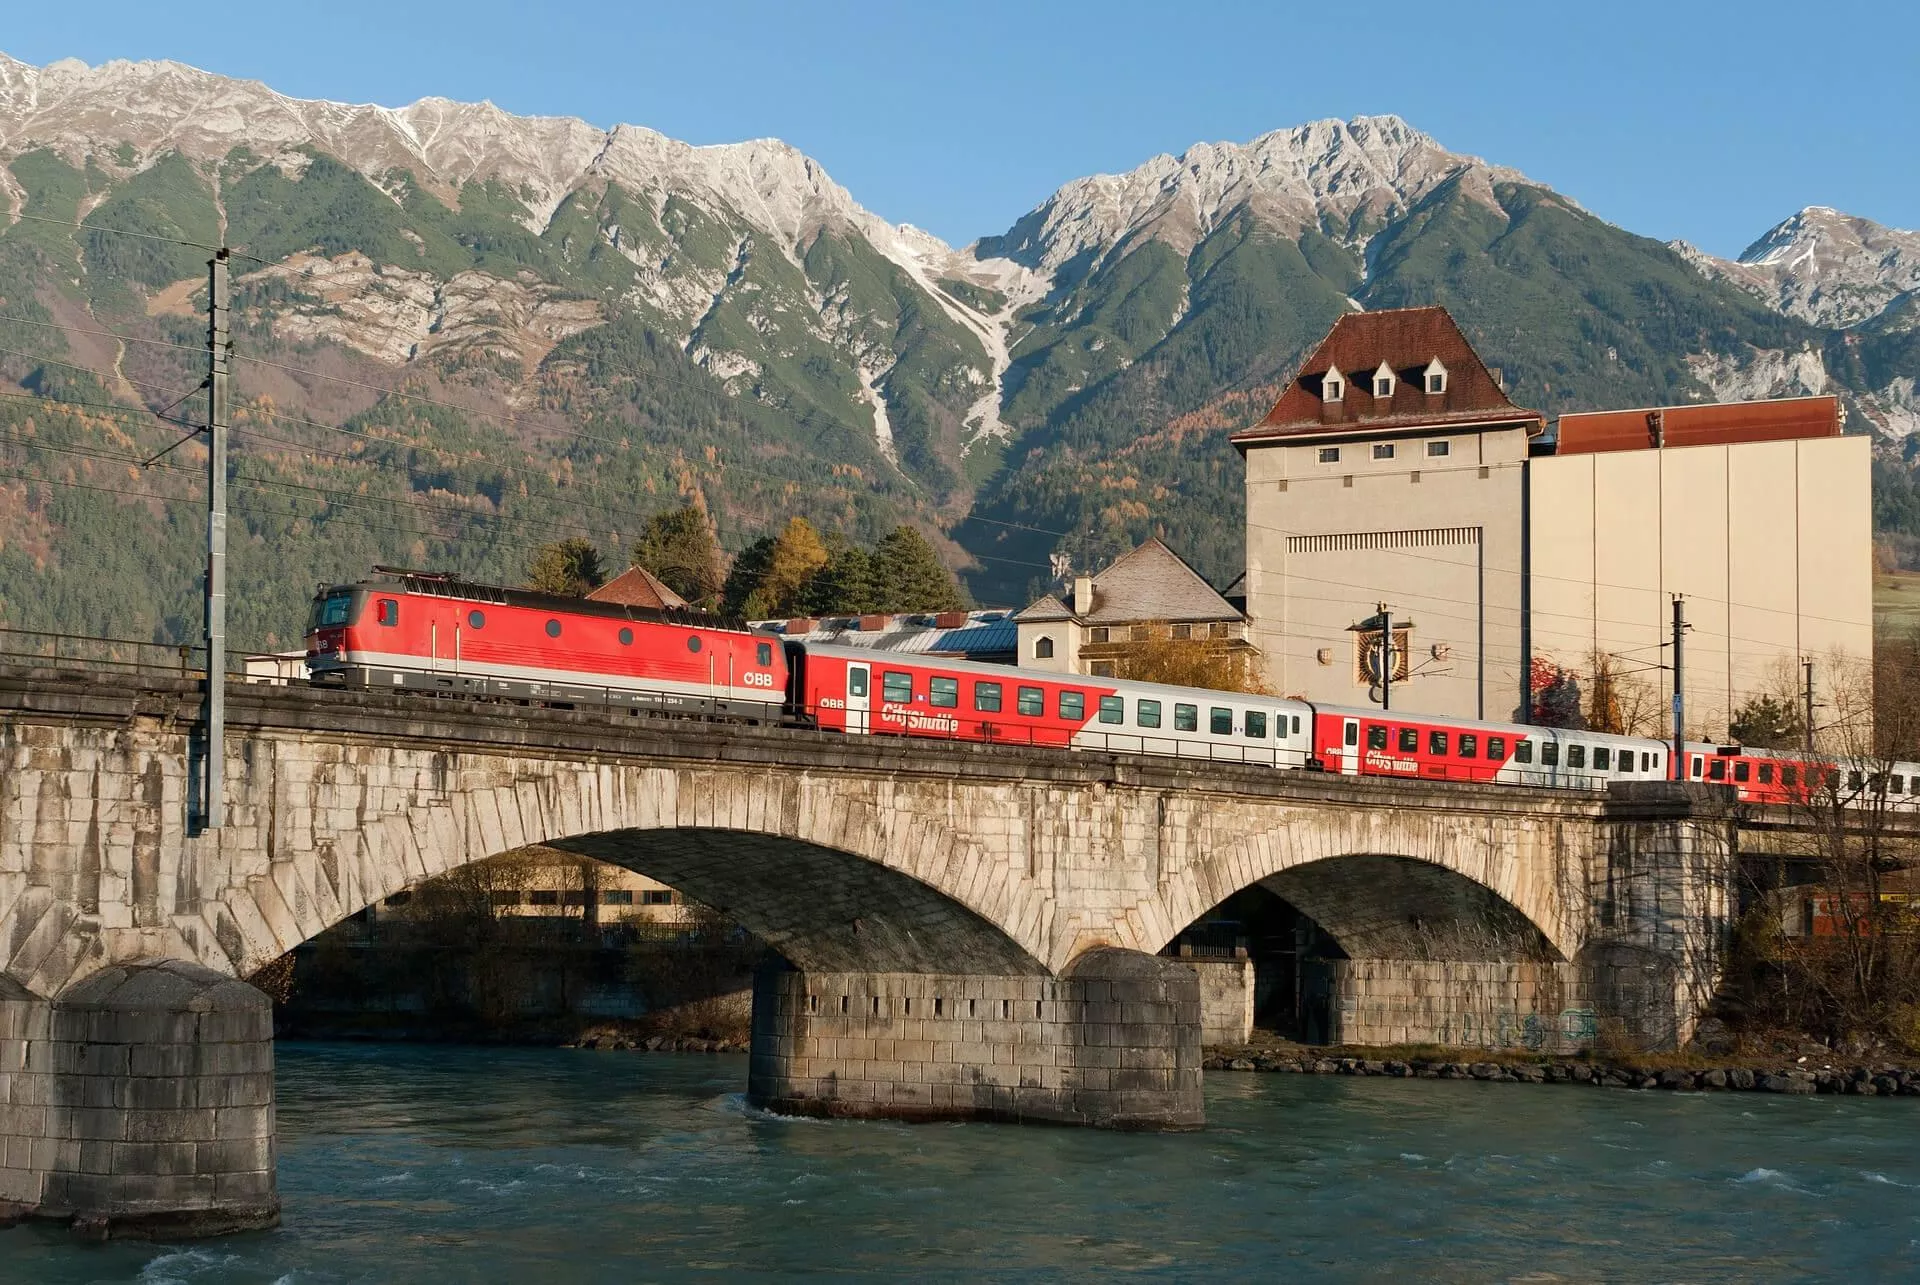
4 1042 1919 1282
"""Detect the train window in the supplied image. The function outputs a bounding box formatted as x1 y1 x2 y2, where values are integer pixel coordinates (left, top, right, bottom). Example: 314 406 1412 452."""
1514 740 1533 764
1098 696 1124 724
1593 747 1610 771
848 669 868 698
1459 733 1478 758
1211 707 1233 735
1367 725 1388 751
1848 770 1864 792
882 671 913 704
757 642 773 666
1292 715 1302 735
1691 756 1703 779
1175 703 1198 732
316 593 354 627
685 634 701 652
1759 764 1775 785
1246 711 1267 738
1708 759 1727 781
930 677 959 708
975 681 1003 713
1398 727 1419 754
618 627 633 646
1781 764 1797 787
376 598 399 626
1345 722 1359 746
1541 742 1560 767
1429 731 1449 755
468 610 485 629
1059 691 1085 721
1138 699 1162 729
1567 745 1586 769
1733 761 1750 783
1018 687 1045 717
1911 776 1920 796
1487 736 1506 760
543 619 560 637
1642 752 1654 772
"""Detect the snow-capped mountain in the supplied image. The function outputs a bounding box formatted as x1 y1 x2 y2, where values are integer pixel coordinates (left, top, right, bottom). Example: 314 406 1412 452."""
1676 207 1920 329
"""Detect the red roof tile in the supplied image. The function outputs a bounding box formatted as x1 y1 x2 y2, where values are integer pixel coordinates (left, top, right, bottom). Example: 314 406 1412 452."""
586 566 688 611
1232 306 1543 447
1553 395 1841 456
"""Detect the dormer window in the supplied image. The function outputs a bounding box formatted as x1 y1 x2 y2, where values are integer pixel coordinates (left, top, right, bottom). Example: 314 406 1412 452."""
1322 367 1344 402
1423 357 1448 395
1372 361 1396 399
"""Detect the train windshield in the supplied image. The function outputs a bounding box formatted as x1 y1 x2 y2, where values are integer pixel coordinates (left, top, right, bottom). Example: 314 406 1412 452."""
309 589 357 630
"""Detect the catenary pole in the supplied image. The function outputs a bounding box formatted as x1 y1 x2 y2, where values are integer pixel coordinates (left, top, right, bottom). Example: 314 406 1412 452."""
205 249 229 828
1803 657 1816 758
1378 602 1393 712
1671 594 1686 781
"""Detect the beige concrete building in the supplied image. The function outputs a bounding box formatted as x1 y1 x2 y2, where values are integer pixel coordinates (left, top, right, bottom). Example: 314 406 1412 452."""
1233 306 1871 742
1015 539 1250 677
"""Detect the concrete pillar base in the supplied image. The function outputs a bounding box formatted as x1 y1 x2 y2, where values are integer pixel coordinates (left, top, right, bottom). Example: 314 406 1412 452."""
748 947 1203 1130
0 962 277 1239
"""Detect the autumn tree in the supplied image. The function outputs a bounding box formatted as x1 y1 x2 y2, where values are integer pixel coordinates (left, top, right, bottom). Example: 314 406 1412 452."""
870 525 966 612
526 538 605 597
805 536 879 615
632 505 724 607
1113 623 1268 694
729 517 830 618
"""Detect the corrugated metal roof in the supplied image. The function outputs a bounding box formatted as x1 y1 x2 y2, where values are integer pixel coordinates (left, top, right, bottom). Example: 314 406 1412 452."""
1553 394 1841 456
752 610 1018 659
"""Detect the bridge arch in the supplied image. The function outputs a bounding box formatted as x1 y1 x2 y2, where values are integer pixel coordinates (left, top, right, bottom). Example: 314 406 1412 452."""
186 757 1054 988
1145 804 1583 963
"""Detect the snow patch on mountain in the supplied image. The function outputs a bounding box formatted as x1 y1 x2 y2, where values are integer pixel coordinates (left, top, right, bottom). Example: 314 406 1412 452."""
1678 207 1920 328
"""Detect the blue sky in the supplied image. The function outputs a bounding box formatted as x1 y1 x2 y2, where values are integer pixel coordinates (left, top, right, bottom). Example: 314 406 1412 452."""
5 0 1914 256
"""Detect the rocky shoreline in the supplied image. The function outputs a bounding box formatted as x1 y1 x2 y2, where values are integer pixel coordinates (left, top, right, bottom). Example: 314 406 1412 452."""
567 1032 748 1054
1202 1051 1920 1096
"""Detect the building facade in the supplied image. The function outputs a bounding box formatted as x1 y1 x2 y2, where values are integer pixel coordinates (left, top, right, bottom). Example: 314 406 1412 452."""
1015 539 1251 678
1234 306 1871 742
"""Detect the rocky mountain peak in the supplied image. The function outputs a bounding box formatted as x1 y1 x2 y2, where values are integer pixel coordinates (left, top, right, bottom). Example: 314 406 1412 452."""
1685 205 1920 329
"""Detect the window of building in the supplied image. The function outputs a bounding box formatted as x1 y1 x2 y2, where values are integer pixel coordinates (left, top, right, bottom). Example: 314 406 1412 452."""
975 681 1002 713
1398 727 1419 753
1372 443 1395 460
757 642 773 666
1323 367 1344 402
1541 742 1560 767
1175 703 1198 732
1429 730 1449 756
1459 733 1478 758
1211 707 1234 735
529 890 560 906
1318 446 1340 463
1059 691 1085 721
1515 739 1533 764
376 598 399 626
562 891 589 907
1098 695 1124 724
1171 623 1192 641
1137 699 1161 729
489 890 521 906
1017 686 1044 716
1487 735 1506 760
1246 711 1267 738
1368 724 1388 751
1131 625 1151 642
1034 636 1054 659
602 889 635 906
929 676 958 708
848 668 868 698
1424 359 1448 394
1594 746 1611 770
1089 661 1115 678
1427 440 1450 458
882 671 913 704
641 890 675 906
1372 362 1395 398
1088 627 1110 643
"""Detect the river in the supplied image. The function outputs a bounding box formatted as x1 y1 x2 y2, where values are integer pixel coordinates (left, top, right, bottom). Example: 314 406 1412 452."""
4 1042 1919 1282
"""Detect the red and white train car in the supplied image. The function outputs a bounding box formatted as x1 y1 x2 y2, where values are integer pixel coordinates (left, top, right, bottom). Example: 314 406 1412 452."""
306 571 788 718
1312 707 1667 790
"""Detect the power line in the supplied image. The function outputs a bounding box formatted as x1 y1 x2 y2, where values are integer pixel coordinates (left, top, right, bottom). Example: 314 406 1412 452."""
0 311 207 356
3 209 268 263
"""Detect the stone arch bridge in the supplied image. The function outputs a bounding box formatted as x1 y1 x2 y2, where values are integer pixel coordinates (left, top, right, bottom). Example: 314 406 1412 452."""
0 669 1732 1234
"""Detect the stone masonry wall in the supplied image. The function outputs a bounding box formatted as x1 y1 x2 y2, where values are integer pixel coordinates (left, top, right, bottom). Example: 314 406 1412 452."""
749 948 1203 1129
1328 959 1597 1054
1185 958 1255 1047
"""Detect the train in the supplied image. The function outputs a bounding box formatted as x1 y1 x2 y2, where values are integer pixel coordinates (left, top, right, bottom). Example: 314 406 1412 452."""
305 569 1918 809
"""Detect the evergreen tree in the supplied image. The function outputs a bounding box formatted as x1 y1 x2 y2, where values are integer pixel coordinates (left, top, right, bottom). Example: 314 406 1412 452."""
720 536 776 617
526 538 605 597
1730 693 1804 749
632 504 724 606
805 537 879 615
870 526 966 612
747 517 830 617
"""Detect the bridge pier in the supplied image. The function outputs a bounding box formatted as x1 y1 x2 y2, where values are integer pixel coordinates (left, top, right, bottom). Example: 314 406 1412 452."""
0 962 276 1239
748 948 1203 1129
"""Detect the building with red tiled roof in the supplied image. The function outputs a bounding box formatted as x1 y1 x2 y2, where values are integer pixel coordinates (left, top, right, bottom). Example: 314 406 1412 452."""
1236 306 1869 741
586 565 688 612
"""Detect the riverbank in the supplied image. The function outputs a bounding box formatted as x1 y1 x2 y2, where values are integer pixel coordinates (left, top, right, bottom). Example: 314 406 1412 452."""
1203 1039 1920 1096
